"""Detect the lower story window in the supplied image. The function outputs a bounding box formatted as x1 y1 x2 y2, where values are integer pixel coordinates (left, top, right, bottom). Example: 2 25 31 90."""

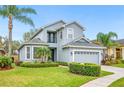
26 47 30 59
33 47 40 59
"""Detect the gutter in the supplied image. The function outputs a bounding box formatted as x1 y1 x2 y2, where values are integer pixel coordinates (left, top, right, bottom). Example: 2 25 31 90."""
63 45 107 49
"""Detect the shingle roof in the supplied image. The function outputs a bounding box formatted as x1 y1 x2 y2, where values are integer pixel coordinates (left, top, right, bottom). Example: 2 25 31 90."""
26 38 45 44
63 21 85 31
18 38 48 50
64 37 104 48
116 39 124 45
30 20 65 40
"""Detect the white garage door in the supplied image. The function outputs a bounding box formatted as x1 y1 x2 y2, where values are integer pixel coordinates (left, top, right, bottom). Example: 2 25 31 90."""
74 51 99 64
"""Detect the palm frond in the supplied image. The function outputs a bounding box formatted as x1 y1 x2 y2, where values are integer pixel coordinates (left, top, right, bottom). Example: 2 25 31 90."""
19 8 37 15
14 15 34 27
108 32 118 39
0 6 8 17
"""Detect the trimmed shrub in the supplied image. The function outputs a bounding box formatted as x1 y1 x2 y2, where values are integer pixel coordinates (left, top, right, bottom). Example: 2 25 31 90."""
69 62 101 76
0 56 13 68
20 62 59 68
81 65 101 76
55 61 68 66
84 63 97 65
69 62 83 74
121 60 124 64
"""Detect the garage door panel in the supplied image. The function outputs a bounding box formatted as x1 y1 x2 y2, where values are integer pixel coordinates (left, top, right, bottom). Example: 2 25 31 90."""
74 51 99 64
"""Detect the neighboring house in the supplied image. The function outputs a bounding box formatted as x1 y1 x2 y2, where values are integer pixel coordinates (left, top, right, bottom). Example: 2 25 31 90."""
19 20 106 64
107 39 124 60
0 47 6 56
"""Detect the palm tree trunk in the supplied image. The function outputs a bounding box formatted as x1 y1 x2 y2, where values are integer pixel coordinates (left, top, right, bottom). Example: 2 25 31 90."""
8 15 13 57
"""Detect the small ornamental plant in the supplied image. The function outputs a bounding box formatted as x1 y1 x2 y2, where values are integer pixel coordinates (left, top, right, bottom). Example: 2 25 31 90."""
0 56 13 70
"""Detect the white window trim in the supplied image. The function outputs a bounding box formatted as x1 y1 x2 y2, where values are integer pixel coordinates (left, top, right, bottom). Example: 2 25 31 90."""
25 46 32 60
71 49 101 65
67 28 74 39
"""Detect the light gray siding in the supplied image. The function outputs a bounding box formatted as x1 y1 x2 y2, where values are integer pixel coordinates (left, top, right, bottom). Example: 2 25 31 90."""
19 45 47 61
19 46 25 61
34 22 64 43
62 23 84 45
19 20 104 64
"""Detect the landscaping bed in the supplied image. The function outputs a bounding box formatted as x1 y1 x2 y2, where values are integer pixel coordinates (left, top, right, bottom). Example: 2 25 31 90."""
0 66 113 87
109 77 124 87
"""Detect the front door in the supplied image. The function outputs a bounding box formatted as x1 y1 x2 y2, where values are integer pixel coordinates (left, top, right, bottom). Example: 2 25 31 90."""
51 49 54 61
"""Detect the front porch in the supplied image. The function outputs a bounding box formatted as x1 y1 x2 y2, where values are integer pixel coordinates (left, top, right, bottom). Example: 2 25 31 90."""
108 47 124 59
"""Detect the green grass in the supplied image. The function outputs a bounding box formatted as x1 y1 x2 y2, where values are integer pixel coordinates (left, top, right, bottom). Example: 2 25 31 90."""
0 67 113 87
112 63 124 68
109 77 124 87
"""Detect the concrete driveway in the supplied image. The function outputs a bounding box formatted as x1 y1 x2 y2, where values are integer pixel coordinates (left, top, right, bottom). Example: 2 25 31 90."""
81 65 124 87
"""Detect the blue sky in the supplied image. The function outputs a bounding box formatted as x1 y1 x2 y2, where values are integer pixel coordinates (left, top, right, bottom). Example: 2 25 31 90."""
0 5 124 41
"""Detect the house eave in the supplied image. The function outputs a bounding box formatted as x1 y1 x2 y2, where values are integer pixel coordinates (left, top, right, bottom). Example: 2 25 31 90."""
63 45 106 49
18 43 48 50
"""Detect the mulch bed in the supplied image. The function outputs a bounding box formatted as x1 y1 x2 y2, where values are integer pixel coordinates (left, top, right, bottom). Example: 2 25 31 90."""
0 67 14 71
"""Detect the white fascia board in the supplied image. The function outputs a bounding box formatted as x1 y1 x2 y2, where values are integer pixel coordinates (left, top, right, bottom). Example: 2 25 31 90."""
63 45 106 49
24 43 48 45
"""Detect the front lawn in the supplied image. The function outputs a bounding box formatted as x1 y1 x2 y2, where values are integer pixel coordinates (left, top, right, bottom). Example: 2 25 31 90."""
109 77 124 87
0 67 113 87
111 63 124 68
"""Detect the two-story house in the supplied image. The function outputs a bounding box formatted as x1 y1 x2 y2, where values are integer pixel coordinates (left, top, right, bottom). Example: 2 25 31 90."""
19 20 106 64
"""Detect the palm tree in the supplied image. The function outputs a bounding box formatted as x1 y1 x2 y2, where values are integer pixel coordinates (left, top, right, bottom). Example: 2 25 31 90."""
44 47 51 62
36 47 51 62
0 5 37 56
97 32 118 48
36 47 44 62
97 32 118 61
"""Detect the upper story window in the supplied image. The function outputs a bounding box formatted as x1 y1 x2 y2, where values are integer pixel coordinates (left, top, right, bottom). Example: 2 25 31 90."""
67 28 74 39
47 32 57 43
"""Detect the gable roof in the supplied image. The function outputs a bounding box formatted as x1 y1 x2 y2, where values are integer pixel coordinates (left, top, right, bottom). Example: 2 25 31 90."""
63 21 85 31
63 36 105 49
30 20 85 40
30 20 65 40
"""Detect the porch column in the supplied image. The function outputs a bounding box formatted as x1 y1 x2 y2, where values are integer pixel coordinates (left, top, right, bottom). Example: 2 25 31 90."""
122 47 124 60
72 51 74 62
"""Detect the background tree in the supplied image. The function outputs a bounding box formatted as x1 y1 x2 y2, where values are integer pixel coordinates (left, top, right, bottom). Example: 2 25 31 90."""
0 5 37 56
12 40 21 54
23 29 37 42
0 36 21 54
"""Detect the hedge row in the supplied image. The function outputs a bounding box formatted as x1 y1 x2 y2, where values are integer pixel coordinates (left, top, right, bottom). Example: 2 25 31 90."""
69 62 101 76
0 56 13 68
55 61 68 66
20 62 59 68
